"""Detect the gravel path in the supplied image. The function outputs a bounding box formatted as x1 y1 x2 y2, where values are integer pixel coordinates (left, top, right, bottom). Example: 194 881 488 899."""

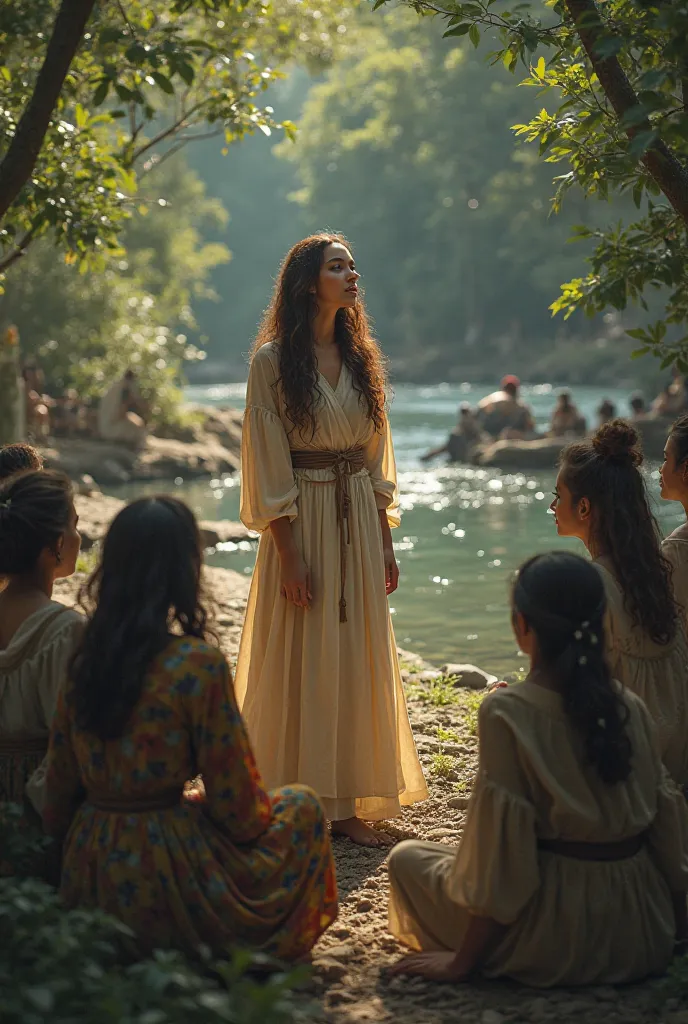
54 568 686 1024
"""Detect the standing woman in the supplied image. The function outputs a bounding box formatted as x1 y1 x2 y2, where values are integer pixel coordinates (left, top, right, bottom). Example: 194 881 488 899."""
234 233 428 847
660 413 688 624
551 420 688 786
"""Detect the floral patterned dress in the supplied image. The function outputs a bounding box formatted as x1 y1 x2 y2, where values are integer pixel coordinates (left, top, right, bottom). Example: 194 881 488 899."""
42 636 338 960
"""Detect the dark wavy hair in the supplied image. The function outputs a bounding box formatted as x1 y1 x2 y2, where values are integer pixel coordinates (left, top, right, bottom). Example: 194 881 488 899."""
0 443 43 481
0 469 72 575
70 496 215 741
560 420 677 646
668 412 688 467
252 232 387 439
513 551 632 784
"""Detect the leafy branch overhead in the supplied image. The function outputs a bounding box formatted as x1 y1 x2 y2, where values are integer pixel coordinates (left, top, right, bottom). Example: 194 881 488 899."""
372 0 688 367
0 0 348 274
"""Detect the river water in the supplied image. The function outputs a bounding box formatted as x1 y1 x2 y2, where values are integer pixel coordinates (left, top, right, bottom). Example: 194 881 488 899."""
116 382 682 677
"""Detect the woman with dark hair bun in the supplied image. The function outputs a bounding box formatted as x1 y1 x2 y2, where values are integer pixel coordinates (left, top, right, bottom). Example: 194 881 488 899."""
660 413 688 624
42 496 337 960
387 552 688 987
0 469 82 828
0 442 43 481
551 420 688 785
234 233 427 848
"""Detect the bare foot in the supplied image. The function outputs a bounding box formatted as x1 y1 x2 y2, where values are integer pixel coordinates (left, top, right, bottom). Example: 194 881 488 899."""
331 816 396 848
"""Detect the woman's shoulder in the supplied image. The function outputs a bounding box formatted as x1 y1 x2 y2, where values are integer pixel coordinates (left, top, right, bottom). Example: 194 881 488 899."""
250 341 281 373
156 635 228 678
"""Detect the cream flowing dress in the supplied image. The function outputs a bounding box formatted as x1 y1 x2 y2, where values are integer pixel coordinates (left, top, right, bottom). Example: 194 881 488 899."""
663 522 688 628
234 342 428 821
594 556 688 787
388 683 688 987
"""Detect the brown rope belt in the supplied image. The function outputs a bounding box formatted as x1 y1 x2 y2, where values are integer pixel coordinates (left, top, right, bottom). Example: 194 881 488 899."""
538 831 647 862
86 787 183 813
290 446 366 624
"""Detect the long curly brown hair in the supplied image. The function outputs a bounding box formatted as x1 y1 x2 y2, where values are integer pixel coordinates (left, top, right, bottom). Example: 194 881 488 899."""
560 420 678 646
252 233 387 439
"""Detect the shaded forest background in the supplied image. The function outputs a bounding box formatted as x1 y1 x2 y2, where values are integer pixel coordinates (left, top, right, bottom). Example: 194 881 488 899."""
1 5 663 393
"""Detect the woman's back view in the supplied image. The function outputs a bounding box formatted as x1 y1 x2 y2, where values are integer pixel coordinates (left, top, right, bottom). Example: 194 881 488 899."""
43 496 337 960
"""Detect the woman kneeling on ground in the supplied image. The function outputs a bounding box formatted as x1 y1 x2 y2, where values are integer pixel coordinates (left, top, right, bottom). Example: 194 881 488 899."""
551 420 688 787
42 496 338 960
0 469 83 863
387 551 688 987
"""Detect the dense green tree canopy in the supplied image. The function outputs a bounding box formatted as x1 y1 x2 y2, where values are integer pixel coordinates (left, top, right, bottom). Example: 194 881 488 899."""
0 0 351 275
374 0 688 369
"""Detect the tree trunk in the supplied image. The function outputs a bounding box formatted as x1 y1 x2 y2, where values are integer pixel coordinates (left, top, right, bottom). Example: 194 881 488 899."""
565 0 688 225
0 0 98 222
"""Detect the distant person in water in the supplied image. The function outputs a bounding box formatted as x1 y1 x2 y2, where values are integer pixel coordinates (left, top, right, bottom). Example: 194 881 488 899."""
477 376 535 440
421 404 484 464
0 443 43 481
653 370 687 419
548 390 586 438
596 398 617 427
629 393 649 422
97 369 148 449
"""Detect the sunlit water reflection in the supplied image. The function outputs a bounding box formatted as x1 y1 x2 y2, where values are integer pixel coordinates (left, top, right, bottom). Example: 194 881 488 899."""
114 382 682 676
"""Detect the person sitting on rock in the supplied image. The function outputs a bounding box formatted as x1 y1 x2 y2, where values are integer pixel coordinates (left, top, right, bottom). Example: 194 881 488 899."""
387 551 688 987
0 469 83 878
596 398 616 427
0 442 43 481
97 369 148 449
629 392 649 422
43 495 337 960
548 390 586 438
421 404 484 464
476 376 535 440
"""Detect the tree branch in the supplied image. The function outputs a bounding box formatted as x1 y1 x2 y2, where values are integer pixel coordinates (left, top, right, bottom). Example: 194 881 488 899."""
0 0 97 222
129 101 206 165
565 0 688 224
0 229 36 273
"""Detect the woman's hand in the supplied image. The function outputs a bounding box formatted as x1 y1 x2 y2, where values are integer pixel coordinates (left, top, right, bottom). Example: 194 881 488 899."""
384 547 400 595
386 952 470 983
279 548 312 609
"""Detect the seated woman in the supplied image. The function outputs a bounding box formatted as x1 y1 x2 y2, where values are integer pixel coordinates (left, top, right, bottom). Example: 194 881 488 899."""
660 414 688 625
42 496 338 961
0 470 83 831
548 390 586 438
551 421 688 786
388 551 688 987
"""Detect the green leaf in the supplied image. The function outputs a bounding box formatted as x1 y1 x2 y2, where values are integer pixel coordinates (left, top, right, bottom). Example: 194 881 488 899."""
630 347 649 358
444 23 471 37
469 24 481 48
151 72 175 95
176 61 195 86
93 79 111 107
535 56 545 78
624 328 648 341
372 0 389 8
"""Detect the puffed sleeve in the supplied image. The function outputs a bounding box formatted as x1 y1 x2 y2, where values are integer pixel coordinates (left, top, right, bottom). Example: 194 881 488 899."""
240 344 299 534
445 694 540 923
363 412 401 528
181 643 273 844
25 611 84 815
42 685 85 839
662 537 688 627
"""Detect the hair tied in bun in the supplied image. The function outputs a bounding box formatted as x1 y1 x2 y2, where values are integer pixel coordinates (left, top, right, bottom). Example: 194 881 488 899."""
591 419 642 467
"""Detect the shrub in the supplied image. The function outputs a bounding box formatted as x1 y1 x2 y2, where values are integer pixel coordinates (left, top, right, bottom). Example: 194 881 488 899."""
0 808 303 1023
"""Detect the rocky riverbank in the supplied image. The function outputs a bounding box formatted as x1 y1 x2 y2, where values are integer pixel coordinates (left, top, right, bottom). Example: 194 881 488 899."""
53 560 685 1024
72 490 251 551
38 406 242 486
